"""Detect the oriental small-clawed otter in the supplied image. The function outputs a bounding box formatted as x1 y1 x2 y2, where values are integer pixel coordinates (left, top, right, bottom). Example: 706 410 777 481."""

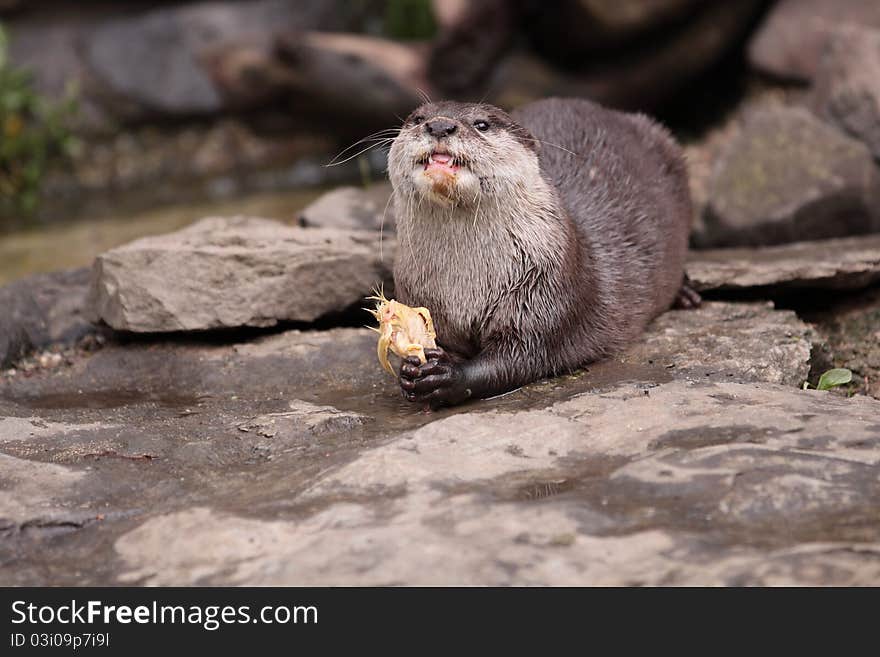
387 97 699 408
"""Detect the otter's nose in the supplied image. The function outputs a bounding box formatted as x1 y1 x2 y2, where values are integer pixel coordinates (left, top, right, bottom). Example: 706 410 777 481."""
425 118 457 139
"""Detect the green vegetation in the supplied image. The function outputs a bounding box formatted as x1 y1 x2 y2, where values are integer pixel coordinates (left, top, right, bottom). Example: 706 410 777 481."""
0 24 77 221
803 368 853 391
384 0 436 40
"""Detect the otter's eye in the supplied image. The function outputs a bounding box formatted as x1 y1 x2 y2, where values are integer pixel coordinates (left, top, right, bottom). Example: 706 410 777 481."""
412 116 425 125
473 119 490 132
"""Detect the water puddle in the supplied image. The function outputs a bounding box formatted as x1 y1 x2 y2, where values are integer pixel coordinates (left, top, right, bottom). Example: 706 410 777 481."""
11 389 208 410
0 187 324 285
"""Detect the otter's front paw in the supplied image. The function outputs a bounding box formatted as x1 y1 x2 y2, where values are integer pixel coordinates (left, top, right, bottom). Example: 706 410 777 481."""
398 348 470 408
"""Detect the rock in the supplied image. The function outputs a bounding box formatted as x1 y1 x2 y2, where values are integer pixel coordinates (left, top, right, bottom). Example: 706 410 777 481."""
3 294 877 585
688 234 880 293
683 85 799 236
4 0 369 128
238 400 369 445
0 452 91 532
86 11 223 117
748 0 880 83
701 107 880 248
88 216 393 332
0 269 95 368
112 381 880 585
80 0 351 121
297 185 395 232
624 302 812 387
811 26 880 161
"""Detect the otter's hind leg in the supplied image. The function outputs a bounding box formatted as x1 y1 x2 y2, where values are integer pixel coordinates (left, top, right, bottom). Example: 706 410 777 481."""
673 274 702 310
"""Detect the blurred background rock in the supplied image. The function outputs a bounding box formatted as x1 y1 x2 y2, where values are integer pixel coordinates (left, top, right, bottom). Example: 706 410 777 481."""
1 0 879 279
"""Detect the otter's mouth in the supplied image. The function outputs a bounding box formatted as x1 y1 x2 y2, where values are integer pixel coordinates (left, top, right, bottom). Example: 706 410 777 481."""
422 151 461 175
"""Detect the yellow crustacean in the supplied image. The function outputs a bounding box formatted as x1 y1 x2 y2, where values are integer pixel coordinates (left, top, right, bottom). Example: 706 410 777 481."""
367 292 437 375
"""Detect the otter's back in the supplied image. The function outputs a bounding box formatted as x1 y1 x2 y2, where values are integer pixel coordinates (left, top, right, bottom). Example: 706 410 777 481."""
512 97 691 324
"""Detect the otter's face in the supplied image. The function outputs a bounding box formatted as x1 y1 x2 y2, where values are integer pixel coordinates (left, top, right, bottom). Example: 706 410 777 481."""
388 101 540 208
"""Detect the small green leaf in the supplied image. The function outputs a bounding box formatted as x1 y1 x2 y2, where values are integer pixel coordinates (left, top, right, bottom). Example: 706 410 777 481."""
817 368 853 391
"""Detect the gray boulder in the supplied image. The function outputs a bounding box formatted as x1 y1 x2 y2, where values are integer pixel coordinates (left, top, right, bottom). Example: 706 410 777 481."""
297 184 395 232
88 216 393 332
701 107 880 248
811 26 880 162
748 0 880 83
81 0 343 120
85 11 223 117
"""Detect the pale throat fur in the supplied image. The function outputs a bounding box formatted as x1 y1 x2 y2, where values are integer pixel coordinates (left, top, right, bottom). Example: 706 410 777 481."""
388 115 572 358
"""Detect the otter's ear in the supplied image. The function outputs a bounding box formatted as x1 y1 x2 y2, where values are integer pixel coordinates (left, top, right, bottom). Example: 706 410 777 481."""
512 124 540 154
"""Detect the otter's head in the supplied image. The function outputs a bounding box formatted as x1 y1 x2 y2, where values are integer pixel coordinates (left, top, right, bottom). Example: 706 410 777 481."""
388 101 541 208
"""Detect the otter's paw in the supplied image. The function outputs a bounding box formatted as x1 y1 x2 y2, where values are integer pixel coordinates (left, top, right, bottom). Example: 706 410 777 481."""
398 348 467 408
673 280 702 310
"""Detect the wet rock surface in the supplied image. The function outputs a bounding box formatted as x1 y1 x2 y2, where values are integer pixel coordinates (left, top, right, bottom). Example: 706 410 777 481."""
0 268 96 368
701 107 880 248
4 299 878 586
88 216 393 332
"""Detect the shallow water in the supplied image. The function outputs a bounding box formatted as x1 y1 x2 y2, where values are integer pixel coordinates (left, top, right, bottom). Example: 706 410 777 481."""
0 188 325 285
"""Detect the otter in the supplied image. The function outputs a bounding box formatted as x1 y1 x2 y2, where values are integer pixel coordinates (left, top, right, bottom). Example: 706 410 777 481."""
387 97 699 408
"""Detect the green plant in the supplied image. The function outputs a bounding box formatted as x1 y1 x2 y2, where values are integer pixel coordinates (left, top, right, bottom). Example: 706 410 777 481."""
384 0 436 40
0 24 77 220
802 368 853 391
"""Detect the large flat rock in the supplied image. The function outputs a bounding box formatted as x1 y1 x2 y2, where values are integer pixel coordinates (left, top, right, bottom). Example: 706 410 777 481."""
112 382 880 585
688 234 880 292
624 302 812 386
88 216 392 332
3 299 867 585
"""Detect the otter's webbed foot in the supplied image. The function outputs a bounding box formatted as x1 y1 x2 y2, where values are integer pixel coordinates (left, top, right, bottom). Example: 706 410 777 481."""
399 348 471 409
673 275 702 310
